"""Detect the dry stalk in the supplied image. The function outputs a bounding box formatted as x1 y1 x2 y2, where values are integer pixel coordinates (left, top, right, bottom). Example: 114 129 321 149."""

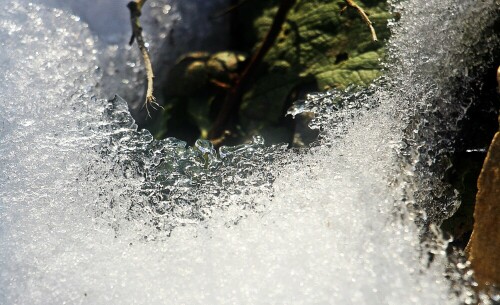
342 0 378 42
127 0 162 117
212 0 254 19
208 0 297 141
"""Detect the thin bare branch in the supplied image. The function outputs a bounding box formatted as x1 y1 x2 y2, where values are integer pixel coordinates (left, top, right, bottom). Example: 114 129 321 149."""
208 0 297 141
127 0 162 117
211 0 254 19
497 65 500 94
342 0 378 42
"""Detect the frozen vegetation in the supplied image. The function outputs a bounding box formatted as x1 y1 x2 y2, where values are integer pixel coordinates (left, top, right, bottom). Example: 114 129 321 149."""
0 0 498 304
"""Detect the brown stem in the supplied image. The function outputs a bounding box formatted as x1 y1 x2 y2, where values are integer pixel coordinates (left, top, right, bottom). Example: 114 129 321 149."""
128 0 161 117
496 65 500 94
211 0 255 19
342 0 378 42
208 0 296 141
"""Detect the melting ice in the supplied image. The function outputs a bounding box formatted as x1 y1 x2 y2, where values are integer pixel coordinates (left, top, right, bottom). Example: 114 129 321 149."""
0 0 499 304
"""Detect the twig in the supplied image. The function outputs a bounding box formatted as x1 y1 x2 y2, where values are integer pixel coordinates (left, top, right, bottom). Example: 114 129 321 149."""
208 0 297 141
497 65 500 94
341 0 378 42
127 0 162 117
208 0 378 142
211 0 254 19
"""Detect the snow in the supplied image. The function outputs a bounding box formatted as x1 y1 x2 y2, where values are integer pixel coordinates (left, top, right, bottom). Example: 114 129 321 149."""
0 0 498 304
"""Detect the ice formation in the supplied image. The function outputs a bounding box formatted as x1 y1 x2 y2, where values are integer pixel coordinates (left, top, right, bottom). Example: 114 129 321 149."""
0 0 499 304
44 0 231 124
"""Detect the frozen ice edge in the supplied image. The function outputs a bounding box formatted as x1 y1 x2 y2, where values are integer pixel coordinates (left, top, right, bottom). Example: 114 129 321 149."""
0 0 498 304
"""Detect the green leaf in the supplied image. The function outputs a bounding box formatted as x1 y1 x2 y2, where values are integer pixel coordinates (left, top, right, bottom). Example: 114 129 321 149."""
241 0 390 124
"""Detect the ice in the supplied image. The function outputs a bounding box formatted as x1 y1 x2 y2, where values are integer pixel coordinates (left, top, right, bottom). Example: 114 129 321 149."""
44 0 231 124
0 0 499 304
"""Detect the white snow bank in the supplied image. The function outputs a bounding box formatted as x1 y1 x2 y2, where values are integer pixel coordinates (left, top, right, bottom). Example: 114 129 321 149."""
0 0 498 304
